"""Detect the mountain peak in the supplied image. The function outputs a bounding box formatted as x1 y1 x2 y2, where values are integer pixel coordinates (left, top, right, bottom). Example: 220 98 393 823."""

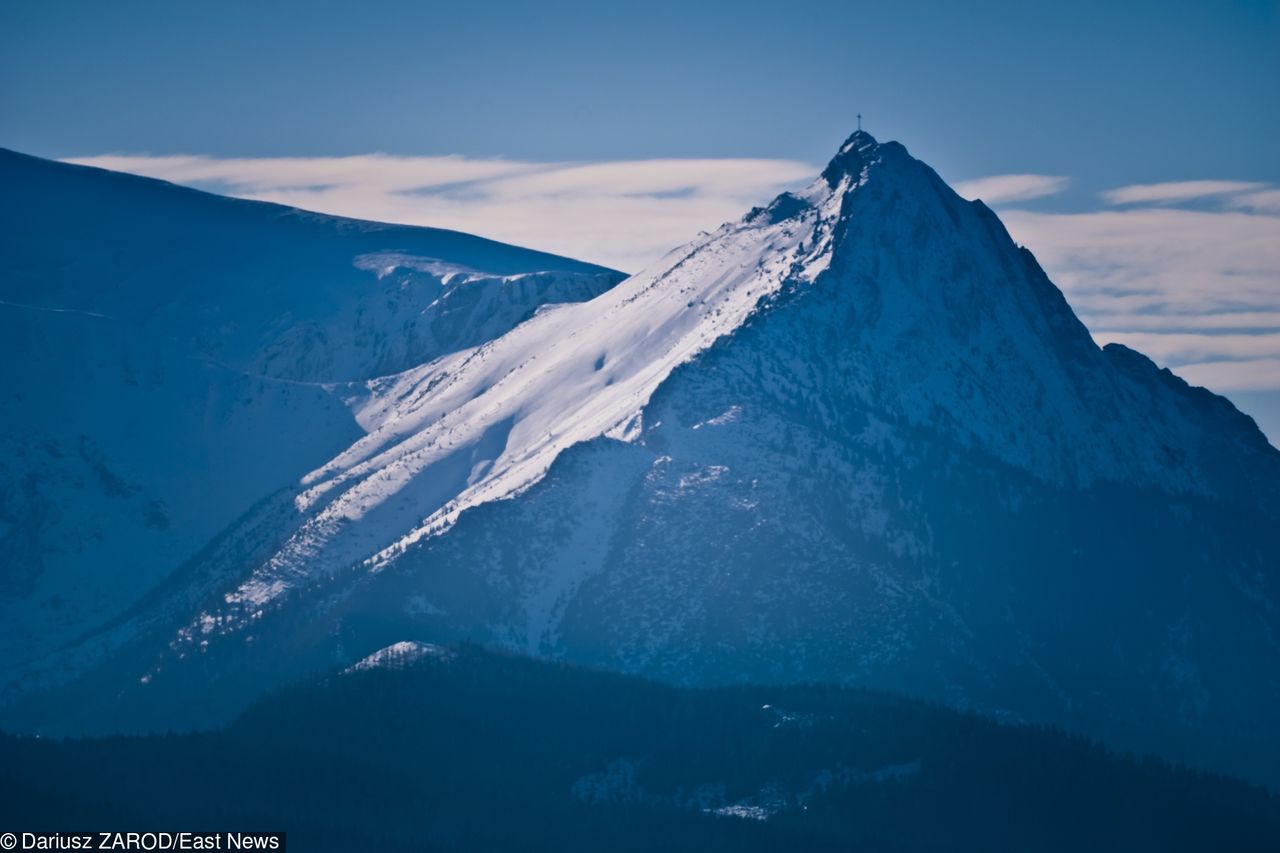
820 128 884 188
164 127 1277 627
839 128 878 151
12 131 1280 780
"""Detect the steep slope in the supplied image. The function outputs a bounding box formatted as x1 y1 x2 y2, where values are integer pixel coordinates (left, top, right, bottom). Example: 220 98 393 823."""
191 133 1280 614
0 148 622 676
5 645 1280 853
4 134 1278 787
326 136 1279 784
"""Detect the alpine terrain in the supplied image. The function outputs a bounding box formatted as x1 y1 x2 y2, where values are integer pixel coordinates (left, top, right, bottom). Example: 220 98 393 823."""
0 147 622 698
2 134 1278 787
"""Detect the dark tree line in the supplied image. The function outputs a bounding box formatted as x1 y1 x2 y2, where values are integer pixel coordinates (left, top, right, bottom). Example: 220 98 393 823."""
2 644 1278 852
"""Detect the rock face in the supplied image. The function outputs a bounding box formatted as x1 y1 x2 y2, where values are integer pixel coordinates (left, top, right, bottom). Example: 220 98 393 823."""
3 135 1278 786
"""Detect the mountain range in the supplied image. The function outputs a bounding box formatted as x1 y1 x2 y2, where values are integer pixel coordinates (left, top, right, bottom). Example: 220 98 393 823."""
1 132 1277 789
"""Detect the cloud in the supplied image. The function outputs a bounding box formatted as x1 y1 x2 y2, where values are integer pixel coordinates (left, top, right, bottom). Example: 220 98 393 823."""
1000 207 1280 314
970 177 1280 439
64 153 816 273
998 205 1280 400
1171 359 1280 393
1086 311 1280 331
1230 188 1280 215
1089 332 1280 363
1102 179 1271 206
953 174 1069 204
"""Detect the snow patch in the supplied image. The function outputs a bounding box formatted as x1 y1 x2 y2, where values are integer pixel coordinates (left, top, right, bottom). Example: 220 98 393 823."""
342 641 455 674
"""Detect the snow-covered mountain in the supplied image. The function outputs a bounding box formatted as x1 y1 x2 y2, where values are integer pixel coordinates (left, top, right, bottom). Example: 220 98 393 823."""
0 147 622 679
3 135 1277 786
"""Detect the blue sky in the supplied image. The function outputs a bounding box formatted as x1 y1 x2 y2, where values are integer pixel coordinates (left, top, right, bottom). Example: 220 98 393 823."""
3 0 1279 440
1 0 1277 182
